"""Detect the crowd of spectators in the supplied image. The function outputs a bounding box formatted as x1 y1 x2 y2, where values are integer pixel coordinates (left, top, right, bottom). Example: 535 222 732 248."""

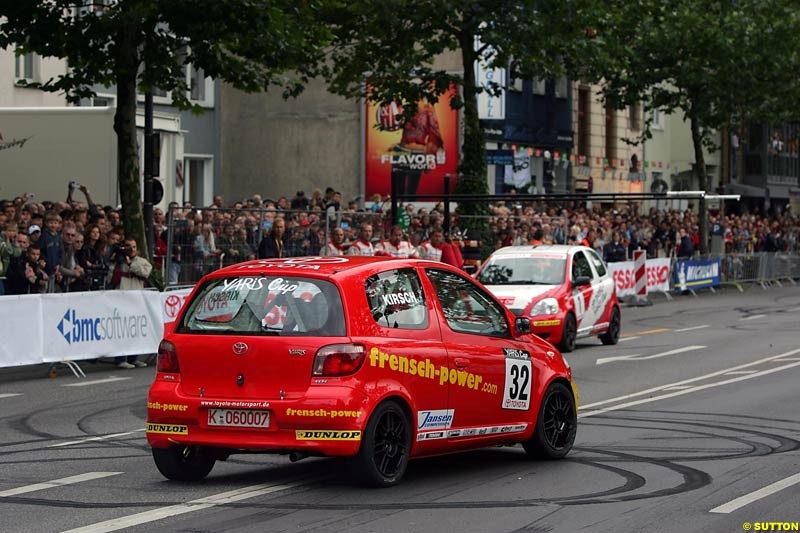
2 183 799 296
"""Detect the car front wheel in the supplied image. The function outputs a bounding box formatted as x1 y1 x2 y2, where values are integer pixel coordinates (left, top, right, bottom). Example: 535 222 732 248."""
523 382 577 459
559 314 577 353
352 401 411 487
599 306 621 345
152 445 216 481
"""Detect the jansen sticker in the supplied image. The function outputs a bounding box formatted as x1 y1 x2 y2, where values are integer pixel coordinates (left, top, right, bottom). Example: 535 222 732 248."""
417 409 454 430
502 348 532 410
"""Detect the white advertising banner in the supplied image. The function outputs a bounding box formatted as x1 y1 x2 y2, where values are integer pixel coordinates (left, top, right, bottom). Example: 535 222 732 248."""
0 294 44 367
41 290 163 363
0 289 199 368
608 258 672 297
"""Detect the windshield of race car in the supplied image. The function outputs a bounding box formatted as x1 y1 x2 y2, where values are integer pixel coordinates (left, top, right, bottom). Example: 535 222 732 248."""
477 256 566 286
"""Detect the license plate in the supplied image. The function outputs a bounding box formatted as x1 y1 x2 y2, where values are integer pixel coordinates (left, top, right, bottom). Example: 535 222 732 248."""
207 409 270 428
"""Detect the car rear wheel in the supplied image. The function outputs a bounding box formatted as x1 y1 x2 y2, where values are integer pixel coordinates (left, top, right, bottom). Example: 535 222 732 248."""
152 445 216 481
599 307 621 345
523 382 576 459
559 314 577 353
352 401 411 487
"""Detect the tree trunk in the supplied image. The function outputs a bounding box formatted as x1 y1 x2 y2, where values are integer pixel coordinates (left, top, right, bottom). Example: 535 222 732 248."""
113 23 148 258
690 114 709 255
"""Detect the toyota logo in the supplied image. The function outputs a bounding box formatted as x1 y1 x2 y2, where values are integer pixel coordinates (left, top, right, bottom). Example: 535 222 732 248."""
232 342 249 355
164 295 183 319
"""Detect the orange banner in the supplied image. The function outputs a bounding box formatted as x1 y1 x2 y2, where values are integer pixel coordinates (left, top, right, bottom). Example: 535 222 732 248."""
365 87 460 198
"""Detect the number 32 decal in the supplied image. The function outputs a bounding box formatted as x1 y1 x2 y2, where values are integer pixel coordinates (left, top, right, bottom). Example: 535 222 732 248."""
502 349 532 410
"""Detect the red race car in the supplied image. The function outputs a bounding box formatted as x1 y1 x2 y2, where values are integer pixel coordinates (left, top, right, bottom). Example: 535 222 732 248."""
476 245 621 352
147 256 577 486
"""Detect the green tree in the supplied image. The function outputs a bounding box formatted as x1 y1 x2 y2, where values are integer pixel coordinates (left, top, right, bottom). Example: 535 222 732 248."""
320 1 599 236
590 0 800 253
1 0 330 258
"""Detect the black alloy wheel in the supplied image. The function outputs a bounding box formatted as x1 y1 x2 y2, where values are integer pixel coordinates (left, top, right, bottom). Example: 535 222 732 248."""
524 382 577 459
152 445 216 481
600 307 621 345
353 401 410 487
559 314 577 353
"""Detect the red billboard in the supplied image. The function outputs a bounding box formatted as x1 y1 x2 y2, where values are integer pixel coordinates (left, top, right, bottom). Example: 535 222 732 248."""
364 87 460 198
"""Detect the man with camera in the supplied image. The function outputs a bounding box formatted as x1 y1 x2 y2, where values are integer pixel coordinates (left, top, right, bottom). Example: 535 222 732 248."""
110 238 152 368
110 238 152 290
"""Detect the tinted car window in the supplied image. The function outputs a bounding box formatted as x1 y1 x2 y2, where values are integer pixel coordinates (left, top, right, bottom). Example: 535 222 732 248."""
426 269 509 337
572 252 594 280
365 268 428 329
477 255 566 285
586 249 607 277
178 276 345 336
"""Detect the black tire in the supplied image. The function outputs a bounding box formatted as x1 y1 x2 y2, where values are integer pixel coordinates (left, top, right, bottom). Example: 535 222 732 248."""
523 382 577 459
352 401 411 487
152 445 216 481
559 314 577 353
599 306 621 345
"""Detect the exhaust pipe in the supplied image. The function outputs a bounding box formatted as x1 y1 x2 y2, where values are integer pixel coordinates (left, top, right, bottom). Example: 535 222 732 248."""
289 452 308 463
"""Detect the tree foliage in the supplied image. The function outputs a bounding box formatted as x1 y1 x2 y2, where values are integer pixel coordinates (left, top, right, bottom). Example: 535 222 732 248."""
587 0 800 252
319 0 599 233
1 0 331 258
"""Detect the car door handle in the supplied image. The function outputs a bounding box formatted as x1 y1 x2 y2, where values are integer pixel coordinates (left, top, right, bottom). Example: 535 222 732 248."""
454 358 470 368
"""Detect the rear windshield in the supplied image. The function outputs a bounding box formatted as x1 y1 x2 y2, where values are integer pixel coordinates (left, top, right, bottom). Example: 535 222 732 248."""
177 276 345 336
477 256 566 286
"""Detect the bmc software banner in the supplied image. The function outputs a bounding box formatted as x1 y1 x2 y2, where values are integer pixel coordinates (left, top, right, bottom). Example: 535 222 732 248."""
608 258 672 297
364 86 460 198
0 288 195 368
674 258 721 292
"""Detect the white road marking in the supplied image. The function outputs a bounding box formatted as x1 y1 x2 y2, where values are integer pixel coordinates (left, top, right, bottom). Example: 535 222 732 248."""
674 325 710 332
580 360 800 418
0 472 122 497
582 348 800 410
48 429 146 448
618 336 640 343
710 472 800 514
596 345 706 365
662 385 693 391
0 393 22 399
723 370 758 375
739 314 766 321
787 306 800 312
62 477 319 533
63 377 131 387
771 358 800 362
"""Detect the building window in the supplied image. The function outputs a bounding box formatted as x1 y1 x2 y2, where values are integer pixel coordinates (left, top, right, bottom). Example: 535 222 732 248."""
14 50 36 83
186 64 214 107
629 103 641 130
651 108 664 130
605 103 617 163
554 77 568 99
532 78 546 96
578 87 591 159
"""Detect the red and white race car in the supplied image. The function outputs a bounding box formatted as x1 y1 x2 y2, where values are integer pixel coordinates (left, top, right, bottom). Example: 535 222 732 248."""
147 256 577 486
476 245 621 352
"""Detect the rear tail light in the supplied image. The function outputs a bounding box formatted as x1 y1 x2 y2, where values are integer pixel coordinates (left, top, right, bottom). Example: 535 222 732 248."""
157 339 180 373
312 343 366 377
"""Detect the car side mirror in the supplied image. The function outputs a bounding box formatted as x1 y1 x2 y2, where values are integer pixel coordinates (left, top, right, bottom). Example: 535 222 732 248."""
573 276 591 287
515 317 531 334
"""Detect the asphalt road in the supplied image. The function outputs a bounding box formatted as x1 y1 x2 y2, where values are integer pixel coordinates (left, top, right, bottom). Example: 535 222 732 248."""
1 284 799 533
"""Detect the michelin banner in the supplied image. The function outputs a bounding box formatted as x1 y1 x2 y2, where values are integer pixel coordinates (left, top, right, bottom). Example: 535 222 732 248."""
0 288 194 368
674 258 721 292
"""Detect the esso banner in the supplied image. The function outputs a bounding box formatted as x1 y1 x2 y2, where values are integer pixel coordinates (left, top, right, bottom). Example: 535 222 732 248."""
608 258 672 296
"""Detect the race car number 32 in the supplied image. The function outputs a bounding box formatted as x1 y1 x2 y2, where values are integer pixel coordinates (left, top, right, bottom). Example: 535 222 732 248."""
502 352 532 411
